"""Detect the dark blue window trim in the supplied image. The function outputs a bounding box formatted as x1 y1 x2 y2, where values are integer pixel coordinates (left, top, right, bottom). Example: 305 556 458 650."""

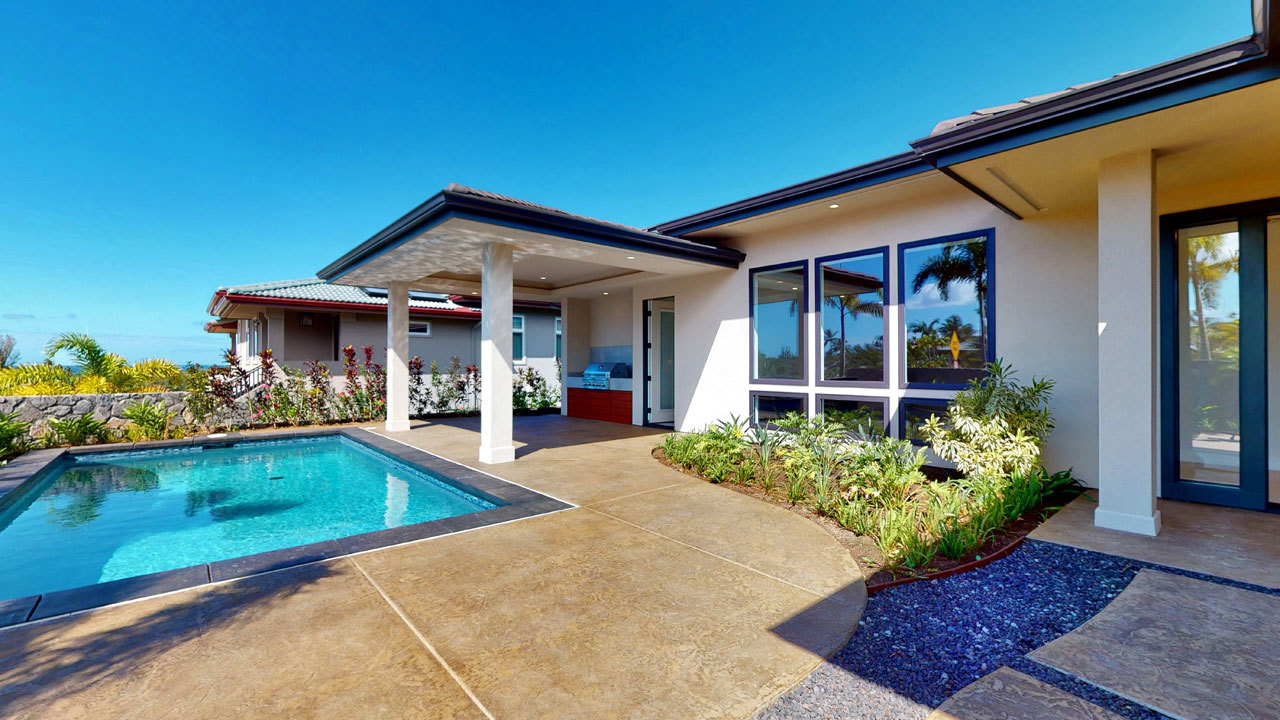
898 228 996 390
748 390 809 428
814 246 890 389
898 397 950 446
816 394 889 435
748 261 809 385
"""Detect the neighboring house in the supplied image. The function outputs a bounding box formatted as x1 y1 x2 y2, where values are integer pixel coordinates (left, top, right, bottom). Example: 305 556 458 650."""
205 278 561 384
307 3 1277 540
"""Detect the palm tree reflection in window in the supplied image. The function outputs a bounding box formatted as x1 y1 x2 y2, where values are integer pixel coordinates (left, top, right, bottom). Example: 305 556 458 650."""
906 237 989 382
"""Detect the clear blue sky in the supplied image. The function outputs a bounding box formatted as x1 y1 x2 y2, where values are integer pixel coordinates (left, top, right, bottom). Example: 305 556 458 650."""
0 1 1252 365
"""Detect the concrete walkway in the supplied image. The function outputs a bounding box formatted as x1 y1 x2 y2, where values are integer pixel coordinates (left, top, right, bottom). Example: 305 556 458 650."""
0 416 865 719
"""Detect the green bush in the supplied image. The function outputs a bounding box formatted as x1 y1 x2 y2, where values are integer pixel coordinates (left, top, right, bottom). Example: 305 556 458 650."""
0 411 31 461
46 413 111 446
122 399 177 441
922 359 1055 480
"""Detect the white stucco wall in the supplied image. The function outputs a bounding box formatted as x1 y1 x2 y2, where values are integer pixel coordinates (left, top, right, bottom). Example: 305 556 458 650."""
630 173 1102 485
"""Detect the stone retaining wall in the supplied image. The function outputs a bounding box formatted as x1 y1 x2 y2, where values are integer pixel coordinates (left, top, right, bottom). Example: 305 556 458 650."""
0 392 192 439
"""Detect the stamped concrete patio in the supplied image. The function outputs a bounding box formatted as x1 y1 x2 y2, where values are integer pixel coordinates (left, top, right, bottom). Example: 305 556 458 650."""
0 415 866 719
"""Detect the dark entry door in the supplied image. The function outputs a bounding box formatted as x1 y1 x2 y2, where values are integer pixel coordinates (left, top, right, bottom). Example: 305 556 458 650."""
1160 202 1272 510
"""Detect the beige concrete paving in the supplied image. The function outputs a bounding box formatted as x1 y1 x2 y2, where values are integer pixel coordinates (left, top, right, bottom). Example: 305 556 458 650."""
928 668 1123 720
1031 492 1280 589
1031 569 1280 720
0 416 865 719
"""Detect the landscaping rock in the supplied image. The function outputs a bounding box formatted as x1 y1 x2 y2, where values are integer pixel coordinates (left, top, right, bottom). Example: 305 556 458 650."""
0 391 192 440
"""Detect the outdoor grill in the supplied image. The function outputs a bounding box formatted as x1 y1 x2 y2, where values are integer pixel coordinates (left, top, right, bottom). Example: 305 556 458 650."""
581 362 631 390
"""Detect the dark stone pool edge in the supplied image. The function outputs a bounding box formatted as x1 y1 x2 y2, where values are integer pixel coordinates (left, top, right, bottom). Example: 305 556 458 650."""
0 427 572 628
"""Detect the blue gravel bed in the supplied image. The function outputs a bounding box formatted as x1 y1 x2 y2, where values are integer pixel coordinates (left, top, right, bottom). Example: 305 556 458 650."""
758 539 1280 720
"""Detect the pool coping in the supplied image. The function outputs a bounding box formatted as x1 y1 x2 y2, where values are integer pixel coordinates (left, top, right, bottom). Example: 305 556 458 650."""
0 427 573 628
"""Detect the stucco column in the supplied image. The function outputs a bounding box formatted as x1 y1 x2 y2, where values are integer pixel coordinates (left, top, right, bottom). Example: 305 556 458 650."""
384 281 411 432
479 242 516 464
1095 149 1161 535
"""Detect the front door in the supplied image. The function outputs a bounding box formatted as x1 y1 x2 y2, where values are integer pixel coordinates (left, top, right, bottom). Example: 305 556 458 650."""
1161 201 1277 510
646 298 675 425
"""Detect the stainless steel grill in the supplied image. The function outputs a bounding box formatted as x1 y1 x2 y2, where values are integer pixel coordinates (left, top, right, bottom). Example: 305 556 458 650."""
582 362 630 390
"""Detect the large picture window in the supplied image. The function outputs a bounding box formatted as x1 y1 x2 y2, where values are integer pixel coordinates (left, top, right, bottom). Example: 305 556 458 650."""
512 315 526 363
817 248 887 385
900 230 994 387
750 263 807 382
900 398 949 445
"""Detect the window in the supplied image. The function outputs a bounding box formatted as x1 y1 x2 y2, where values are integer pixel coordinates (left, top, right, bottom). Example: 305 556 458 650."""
900 398 949 445
900 230 994 387
750 263 807 382
555 316 562 359
749 392 807 426
409 322 432 337
513 315 525 363
817 396 886 435
817 248 887 384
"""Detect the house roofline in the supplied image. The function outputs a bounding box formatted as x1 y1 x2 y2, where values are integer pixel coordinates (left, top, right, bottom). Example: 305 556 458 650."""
317 187 745 282
212 292 485 320
653 2 1280 236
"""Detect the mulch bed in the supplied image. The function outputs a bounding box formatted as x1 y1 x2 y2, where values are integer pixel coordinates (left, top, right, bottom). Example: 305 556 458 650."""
651 446 1079 593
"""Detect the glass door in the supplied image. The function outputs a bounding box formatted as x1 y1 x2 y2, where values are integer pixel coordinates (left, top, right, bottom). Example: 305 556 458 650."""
1161 209 1269 510
645 297 675 425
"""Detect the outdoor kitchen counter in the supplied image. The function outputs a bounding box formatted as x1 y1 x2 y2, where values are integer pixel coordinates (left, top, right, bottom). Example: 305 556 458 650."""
564 377 633 391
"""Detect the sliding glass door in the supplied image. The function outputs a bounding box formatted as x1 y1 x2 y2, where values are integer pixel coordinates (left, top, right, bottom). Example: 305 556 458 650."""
1161 203 1271 510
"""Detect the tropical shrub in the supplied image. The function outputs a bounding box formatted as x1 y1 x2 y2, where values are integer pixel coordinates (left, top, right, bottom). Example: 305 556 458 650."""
0 411 31 461
122 399 177 441
922 359 1055 480
0 333 182 395
45 413 111 446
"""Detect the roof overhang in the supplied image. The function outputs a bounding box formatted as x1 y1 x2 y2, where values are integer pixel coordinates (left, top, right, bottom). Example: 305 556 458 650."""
317 187 744 299
204 319 237 334
208 290 482 321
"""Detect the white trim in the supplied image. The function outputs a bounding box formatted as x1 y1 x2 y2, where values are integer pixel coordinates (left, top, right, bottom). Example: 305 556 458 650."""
512 313 527 364
408 321 432 337
1094 507 1162 536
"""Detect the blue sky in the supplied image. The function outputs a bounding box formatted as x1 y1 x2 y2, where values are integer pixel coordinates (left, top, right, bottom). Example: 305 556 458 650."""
0 1 1252 365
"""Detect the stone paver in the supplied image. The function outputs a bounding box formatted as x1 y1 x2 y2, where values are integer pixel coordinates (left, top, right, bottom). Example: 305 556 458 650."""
1031 492 1280 590
1030 569 1280 720
0 416 865 719
0 559 485 720
928 668 1123 720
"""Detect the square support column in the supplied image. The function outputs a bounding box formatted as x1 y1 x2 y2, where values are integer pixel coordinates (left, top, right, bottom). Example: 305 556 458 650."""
385 281 411 432
479 242 516 464
1095 150 1161 536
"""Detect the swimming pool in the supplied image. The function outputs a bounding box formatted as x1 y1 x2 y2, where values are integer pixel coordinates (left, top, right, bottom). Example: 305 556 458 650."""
0 432 528 609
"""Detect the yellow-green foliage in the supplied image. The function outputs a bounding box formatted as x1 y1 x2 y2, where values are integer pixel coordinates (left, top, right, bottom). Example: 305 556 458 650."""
0 333 181 396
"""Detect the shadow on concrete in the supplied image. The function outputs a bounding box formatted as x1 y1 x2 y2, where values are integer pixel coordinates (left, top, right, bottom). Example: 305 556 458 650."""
0 560 336 716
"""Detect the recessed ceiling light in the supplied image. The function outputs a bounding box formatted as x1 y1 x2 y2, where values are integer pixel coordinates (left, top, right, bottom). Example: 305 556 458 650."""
828 203 839 209
471 291 478 295
626 255 635 259
602 292 610 295
539 276 547 280
791 287 798 290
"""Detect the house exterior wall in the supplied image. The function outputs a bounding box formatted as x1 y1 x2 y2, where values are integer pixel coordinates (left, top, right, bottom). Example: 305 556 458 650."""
630 175 1102 485
281 310 336 361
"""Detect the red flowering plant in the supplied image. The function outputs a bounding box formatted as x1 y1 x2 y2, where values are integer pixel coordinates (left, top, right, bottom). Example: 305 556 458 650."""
408 355 425 415
335 345 387 421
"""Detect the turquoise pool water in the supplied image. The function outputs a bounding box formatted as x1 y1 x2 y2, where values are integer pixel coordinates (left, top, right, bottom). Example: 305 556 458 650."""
0 435 496 600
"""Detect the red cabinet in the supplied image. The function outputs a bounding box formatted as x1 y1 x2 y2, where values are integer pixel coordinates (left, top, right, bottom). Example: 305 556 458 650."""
567 388 632 424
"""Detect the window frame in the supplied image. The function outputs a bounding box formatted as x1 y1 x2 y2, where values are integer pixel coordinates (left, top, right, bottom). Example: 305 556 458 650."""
814 246 890 388
747 390 809 428
408 321 432 337
748 261 809 385
898 397 951 446
512 314 526 364
554 316 562 359
898 228 997 390
815 394 889 435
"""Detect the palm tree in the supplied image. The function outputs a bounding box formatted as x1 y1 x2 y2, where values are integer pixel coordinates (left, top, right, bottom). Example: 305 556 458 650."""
911 240 988 359
1184 234 1238 360
0 333 181 395
824 291 883 377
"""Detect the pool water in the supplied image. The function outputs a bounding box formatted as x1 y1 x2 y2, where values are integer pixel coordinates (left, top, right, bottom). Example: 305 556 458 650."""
0 435 496 600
